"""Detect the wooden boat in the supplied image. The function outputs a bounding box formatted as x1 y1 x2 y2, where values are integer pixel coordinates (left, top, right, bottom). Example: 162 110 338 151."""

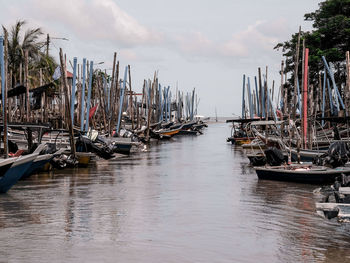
76 152 94 167
316 202 350 220
286 146 326 162
255 164 350 184
0 153 38 193
21 154 53 179
246 152 266 166
227 136 251 145
159 128 181 136
21 144 53 179
316 186 350 220
151 126 182 138
178 130 199 135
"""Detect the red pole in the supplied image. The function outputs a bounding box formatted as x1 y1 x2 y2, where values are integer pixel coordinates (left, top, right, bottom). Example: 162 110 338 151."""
303 48 309 149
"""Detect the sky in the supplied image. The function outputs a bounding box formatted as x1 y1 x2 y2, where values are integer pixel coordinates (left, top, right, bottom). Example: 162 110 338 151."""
0 0 321 117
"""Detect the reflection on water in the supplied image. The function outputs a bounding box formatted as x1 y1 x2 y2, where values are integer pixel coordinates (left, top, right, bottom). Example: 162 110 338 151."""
1 123 350 262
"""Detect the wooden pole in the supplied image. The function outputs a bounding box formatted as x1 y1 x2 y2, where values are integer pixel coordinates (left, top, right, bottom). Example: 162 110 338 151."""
1 34 8 157
146 77 155 141
24 50 30 122
301 39 306 146
109 52 117 135
303 48 309 149
292 27 301 121
59 48 76 156
128 65 134 130
265 66 268 119
241 74 246 119
258 68 263 119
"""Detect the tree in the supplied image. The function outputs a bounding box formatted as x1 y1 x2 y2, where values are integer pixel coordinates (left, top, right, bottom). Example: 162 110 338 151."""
2 20 57 87
275 0 350 86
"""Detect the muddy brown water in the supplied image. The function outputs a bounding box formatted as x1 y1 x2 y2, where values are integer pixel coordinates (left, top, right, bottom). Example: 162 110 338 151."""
1 122 350 262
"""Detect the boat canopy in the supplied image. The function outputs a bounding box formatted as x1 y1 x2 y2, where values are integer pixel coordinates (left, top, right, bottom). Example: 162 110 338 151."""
249 120 284 126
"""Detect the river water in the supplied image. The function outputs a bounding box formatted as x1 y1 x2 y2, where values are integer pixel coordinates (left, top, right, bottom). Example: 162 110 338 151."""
1 122 350 262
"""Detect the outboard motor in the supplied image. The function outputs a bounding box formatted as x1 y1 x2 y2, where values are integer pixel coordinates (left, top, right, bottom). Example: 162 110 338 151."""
327 141 350 168
264 147 286 166
314 141 350 168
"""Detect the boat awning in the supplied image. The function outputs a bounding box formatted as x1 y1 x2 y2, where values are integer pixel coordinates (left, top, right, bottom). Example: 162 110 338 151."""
226 117 277 123
249 120 284 126
0 82 56 99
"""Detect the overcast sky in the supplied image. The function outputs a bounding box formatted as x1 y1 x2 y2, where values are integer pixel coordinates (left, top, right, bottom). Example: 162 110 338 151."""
0 0 321 117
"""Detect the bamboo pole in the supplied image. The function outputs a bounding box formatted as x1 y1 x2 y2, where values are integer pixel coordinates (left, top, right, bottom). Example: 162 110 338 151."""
258 68 263 118
24 50 30 122
85 61 94 132
292 27 301 121
80 58 86 131
303 48 309 149
265 66 268 119
108 53 117 135
128 65 134 130
115 66 128 135
1 34 8 157
146 76 155 141
59 48 76 156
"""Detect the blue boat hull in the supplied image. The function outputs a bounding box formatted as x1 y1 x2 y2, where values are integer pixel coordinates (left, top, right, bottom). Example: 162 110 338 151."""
0 159 34 193
21 158 52 179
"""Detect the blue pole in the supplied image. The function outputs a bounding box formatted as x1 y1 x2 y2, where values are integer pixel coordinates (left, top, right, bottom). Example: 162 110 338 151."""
0 36 7 153
265 79 269 119
241 75 246 119
191 89 195 120
84 61 94 132
165 87 170 122
327 78 334 115
158 84 162 122
322 56 346 113
115 66 128 135
168 87 171 121
247 77 253 118
261 79 265 118
322 70 326 126
80 58 86 131
107 82 110 114
70 57 77 124
297 79 301 118
254 76 259 116
267 85 278 121
163 87 167 122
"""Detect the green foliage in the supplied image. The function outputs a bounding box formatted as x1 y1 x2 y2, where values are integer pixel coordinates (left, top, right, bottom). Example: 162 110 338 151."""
275 0 350 85
2 20 58 87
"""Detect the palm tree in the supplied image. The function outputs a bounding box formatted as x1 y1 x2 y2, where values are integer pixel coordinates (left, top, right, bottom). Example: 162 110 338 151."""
3 20 57 87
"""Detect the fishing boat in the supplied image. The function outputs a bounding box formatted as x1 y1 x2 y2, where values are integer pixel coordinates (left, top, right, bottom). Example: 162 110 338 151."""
242 138 266 150
255 164 350 184
246 152 266 166
21 145 67 179
0 153 38 193
151 126 182 139
76 152 94 167
315 175 350 221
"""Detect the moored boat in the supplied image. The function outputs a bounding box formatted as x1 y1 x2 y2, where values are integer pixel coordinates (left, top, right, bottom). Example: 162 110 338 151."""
0 153 38 193
255 164 350 184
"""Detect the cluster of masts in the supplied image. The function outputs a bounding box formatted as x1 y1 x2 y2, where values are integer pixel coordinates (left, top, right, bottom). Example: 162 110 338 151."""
0 35 201 156
240 48 350 150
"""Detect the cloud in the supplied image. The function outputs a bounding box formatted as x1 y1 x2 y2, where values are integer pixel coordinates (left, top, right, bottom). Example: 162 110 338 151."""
171 19 290 61
28 0 163 47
